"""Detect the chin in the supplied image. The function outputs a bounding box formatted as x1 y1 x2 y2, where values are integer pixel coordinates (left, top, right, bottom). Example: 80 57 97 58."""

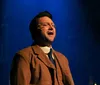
48 39 55 43
47 37 55 41
44 35 55 43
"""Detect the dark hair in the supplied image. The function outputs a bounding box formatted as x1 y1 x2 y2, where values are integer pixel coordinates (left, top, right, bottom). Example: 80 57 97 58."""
29 11 52 40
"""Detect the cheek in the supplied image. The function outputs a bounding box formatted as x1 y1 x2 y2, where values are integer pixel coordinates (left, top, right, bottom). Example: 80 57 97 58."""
41 29 47 35
54 29 56 35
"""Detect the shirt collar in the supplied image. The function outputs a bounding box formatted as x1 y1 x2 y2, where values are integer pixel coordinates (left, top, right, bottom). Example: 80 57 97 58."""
40 46 52 54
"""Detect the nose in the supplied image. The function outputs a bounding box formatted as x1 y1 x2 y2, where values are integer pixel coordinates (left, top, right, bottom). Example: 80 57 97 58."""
48 24 54 30
48 27 53 30
49 27 53 30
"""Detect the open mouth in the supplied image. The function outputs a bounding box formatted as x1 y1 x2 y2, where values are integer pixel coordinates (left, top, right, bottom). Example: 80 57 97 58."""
48 32 54 35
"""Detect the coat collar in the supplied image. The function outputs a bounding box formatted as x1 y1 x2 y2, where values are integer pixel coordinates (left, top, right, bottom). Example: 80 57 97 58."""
31 44 55 69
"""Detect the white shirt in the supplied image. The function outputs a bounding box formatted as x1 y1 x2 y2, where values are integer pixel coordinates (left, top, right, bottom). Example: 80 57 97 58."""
40 46 54 59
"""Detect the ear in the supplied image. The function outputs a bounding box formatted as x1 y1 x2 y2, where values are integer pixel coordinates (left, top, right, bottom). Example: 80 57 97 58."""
37 27 42 33
37 27 40 29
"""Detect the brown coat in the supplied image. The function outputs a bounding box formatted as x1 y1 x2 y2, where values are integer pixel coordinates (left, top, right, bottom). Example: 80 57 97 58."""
10 44 74 85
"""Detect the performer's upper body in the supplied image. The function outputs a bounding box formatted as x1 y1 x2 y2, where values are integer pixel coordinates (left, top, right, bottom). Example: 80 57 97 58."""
10 11 74 85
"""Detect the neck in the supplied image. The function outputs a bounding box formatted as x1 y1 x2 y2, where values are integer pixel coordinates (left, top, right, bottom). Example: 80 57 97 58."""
34 41 52 47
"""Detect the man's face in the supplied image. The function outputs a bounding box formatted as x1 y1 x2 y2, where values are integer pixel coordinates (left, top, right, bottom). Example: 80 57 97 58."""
37 16 56 43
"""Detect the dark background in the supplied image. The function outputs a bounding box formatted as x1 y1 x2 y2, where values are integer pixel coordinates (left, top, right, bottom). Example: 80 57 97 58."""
0 0 100 85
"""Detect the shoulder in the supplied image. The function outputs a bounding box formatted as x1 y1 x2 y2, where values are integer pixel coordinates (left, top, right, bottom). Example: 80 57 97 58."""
53 50 69 64
54 50 65 57
17 46 33 56
13 46 33 64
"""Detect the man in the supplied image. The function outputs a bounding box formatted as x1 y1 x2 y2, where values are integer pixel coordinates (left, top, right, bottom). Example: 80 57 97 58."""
10 11 74 85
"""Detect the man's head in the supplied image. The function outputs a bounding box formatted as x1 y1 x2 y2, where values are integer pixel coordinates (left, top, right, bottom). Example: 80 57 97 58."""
29 11 56 46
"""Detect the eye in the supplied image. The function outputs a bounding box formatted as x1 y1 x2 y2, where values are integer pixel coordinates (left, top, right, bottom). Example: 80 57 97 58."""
52 24 56 28
42 23 48 26
38 23 48 28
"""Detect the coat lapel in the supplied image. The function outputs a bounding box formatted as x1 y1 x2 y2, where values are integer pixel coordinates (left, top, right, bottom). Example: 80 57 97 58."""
52 49 66 73
31 45 55 69
52 50 62 66
53 50 75 85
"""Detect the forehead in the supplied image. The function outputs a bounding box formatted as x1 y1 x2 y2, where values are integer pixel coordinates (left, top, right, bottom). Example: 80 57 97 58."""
38 16 54 23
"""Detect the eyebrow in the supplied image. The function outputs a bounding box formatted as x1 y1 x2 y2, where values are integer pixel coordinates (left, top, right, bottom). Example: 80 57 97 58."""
38 22 55 24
